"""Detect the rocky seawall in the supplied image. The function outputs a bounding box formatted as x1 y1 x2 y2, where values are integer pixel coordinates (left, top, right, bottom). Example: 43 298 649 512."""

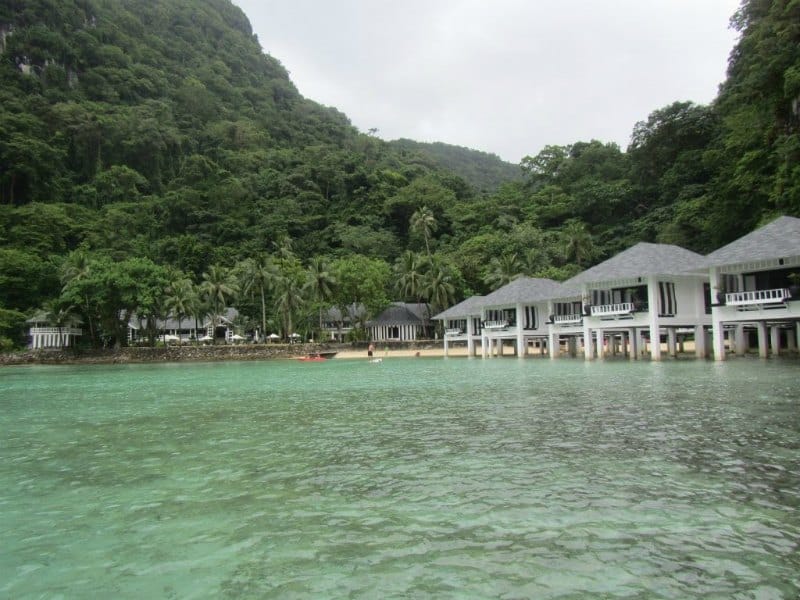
0 343 343 366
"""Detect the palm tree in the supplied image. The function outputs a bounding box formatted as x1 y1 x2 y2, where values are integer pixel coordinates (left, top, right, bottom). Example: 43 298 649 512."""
394 251 425 304
165 277 197 344
41 298 77 348
410 206 438 259
274 274 304 339
199 265 239 342
421 259 455 314
304 257 337 336
483 253 524 289
562 219 595 267
60 249 95 345
238 255 279 342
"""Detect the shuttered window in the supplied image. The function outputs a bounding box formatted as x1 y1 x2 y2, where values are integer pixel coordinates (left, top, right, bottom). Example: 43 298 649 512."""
658 281 677 316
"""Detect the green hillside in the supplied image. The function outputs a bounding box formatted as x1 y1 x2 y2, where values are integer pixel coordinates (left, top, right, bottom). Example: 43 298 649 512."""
0 0 797 348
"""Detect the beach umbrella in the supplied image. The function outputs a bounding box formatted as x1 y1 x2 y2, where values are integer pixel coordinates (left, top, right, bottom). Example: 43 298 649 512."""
268 333 280 340
231 334 244 341
199 335 213 342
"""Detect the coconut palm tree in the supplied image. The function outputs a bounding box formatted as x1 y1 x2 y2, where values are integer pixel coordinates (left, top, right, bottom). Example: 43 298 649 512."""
199 265 239 342
410 206 437 260
562 219 595 267
394 251 425 304
304 257 337 336
60 249 95 345
483 253 524 289
274 274 304 340
238 255 279 342
421 259 455 315
41 298 78 348
165 277 197 344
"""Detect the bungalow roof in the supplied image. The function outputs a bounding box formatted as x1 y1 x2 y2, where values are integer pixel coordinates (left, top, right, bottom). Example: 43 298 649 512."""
481 277 579 307
566 242 706 286
367 302 429 327
703 216 800 267
432 295 485 320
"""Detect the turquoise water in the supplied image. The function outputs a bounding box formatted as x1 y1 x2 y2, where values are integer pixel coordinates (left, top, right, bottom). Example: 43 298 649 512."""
1 357 799 599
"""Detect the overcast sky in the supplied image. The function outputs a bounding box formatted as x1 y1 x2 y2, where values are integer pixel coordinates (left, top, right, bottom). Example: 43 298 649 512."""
234 1 741 164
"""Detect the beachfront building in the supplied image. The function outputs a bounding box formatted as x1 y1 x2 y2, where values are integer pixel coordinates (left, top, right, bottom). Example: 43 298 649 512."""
432 296 484 357
367 302 430 342
565 242 711 360
321 303 366 341
128 307 240 344
27 311 82 349
703 216 800 360
478 277 578 358
542 286 585 359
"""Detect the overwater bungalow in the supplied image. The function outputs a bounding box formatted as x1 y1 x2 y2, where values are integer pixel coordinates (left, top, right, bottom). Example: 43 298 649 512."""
564 243 711 360
476 277 578 358
432 295 484 357
703 215 800 360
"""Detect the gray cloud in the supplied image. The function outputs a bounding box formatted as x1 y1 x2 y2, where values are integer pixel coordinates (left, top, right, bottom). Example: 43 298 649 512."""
235 0 740 163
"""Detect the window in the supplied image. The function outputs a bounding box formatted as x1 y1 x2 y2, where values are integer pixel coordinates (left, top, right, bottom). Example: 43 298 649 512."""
658 281 677 316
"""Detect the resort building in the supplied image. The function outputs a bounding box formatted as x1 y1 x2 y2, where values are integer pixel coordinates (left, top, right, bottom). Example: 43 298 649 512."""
27 311 82 349
321 303 366 342
477 278 578 358
127 308 240 344
703 216 800 360
432 295 484 357
564 242 711 360
367 302 431 342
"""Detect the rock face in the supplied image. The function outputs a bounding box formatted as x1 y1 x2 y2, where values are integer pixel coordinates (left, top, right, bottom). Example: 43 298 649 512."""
0 344 338 366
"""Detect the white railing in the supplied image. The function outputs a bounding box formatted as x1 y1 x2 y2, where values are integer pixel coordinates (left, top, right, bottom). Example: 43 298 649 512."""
29 327 82 335
483 320 508 330
725 288 790 306
553 314 582 324
590 303 635 317
445 328 462 336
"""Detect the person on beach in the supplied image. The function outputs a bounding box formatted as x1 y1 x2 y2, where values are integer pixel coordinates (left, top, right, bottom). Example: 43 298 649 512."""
367 343 374 358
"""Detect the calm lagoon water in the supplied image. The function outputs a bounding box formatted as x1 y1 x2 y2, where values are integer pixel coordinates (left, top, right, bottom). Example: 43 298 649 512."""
1 357 799 599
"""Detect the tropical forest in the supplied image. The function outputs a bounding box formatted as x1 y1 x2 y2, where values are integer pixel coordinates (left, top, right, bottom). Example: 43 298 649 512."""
0 0 798 348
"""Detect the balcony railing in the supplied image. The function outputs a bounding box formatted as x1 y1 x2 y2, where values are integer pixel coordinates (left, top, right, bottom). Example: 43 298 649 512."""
29 327 83 335
445 328 463 336
483 320 508 330
553 314 582 324
725 288 791 306
590 303 635 317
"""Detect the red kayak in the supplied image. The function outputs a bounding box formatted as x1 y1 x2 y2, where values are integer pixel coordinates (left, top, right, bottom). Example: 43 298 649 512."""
298 355 327 362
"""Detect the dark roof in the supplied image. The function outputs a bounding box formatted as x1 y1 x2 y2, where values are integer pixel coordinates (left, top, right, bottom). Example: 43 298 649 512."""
481 277 580 307
566 242 706 285
128 307 238 330
367 302 429 326
704 216 800 267
432 296 485 320
324 303 367 321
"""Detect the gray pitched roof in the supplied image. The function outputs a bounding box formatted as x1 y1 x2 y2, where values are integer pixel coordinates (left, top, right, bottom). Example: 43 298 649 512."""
704 216 800 266
432 296 485 320
566 242 706 285
324 303 366 321
367 302 429 326
481 277 579 307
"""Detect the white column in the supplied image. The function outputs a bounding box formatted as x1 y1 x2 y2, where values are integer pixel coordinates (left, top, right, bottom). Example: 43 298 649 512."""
695 326 707 358
755 322 768 358
667 328 677 358
548 330 559 359
712 318 726 361
628 328 637 360
443 334 449 357
787 328 797 353
466 317 475 357
735 324 747 355
596 329 604 359
516 303 525 358
583 325 594 360
647 276 662 360
568 336 577 357
481 334 487 359
770 326 781 357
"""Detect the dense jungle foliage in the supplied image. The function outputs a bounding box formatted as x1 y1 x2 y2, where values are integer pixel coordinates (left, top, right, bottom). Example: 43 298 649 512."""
0 0 798 348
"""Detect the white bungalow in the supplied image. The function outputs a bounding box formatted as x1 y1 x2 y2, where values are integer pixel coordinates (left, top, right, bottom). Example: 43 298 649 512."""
478 277 577 358
565 243 711 360
128 307 240 344
703 216 800 360
27 311 82 349
321 303 366 341
431 296 484 357
367 302 431 342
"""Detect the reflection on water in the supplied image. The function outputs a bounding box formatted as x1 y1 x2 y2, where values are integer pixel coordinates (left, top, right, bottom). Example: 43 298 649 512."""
1 358 799 598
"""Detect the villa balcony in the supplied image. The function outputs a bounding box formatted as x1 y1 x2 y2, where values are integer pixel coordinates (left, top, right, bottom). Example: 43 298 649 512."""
29 327 83 336
445 328 463 336
725 288 791 307
483 320 509 331
589 303 635 318
553 314 582 325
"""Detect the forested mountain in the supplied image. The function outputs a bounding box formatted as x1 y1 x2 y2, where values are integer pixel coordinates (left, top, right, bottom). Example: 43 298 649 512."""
0 0 797 349
388 139 521 192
